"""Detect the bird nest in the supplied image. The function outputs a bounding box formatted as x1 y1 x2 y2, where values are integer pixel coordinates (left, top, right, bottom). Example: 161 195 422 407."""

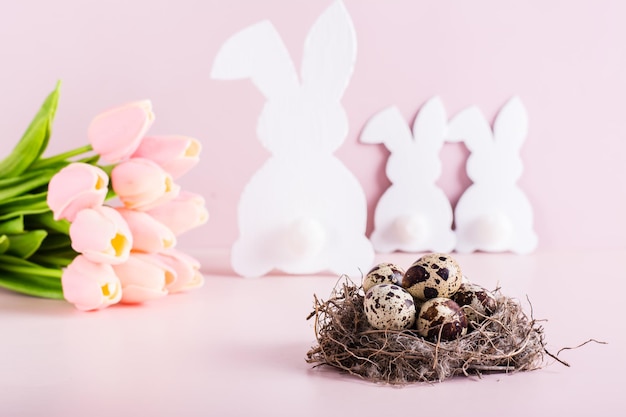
306 278 560 385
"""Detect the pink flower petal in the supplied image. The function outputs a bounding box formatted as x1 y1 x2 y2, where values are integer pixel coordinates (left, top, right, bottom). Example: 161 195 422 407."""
116 208 176 253
111 158 180 211
132 135 201 179
47 163 109 222
62 255 122 311
113 253 174 303
70 206 133 264
88 100 154 163
146 191 208 235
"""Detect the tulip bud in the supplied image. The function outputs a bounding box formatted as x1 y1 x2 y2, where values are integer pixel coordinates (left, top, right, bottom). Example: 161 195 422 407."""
155 249 204 293
88 100 154 163
47 163 109 221
113 252 175 303
70 206 133 264
62 255 122 311
132 135 201 179
146 191 208 235
111 158 180 211
116 208 176 253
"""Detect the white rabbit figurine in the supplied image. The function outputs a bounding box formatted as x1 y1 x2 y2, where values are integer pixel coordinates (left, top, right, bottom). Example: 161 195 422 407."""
446 96 538 254
211 0 374 277
361 97 456 253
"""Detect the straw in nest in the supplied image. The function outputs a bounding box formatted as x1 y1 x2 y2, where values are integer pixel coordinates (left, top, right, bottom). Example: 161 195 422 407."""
306 278 560 385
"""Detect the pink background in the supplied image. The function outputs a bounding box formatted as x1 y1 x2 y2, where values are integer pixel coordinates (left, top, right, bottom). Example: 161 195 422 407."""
1 0 625 254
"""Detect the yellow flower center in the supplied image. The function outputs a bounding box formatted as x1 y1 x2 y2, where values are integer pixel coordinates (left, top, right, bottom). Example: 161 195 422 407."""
165 270 176 287
101 282 120 300
184 140 200 157
164 176 173 192
163 237 175 248
95 175 107 190
110 233 130 257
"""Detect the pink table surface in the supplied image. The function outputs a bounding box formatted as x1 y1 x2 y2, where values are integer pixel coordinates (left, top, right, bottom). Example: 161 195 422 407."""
1 249 623 417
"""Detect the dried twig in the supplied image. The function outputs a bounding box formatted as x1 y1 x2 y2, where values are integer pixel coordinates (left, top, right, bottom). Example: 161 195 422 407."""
306 278 557 385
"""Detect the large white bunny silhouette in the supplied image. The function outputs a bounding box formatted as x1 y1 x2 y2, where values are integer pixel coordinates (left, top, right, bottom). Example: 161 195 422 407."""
447 97 538 254
361 97 456 253
211 1 374 277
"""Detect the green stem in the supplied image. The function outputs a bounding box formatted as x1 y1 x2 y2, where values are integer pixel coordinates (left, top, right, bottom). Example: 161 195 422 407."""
0 264 63 279
0 254 64 278
29 144 94 169
28 253 74 268
0 275 63 299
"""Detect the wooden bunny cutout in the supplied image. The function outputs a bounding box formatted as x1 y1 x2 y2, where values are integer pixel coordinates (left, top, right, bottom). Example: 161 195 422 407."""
361 97 456 253
211 1 374 277
447 97 538 254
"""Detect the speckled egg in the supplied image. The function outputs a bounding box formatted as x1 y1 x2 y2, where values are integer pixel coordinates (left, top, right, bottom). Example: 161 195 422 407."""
416 297 468 341
402 253 463 301
363 284 416 330
363 262 405 293
451 282 497 325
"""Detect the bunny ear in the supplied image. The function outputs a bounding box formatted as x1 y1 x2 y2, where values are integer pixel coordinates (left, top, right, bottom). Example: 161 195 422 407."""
361 106 412 153
493 96 528 150
412 96 447 147
300 0 356 100
446 106 493 151
211 20 299 98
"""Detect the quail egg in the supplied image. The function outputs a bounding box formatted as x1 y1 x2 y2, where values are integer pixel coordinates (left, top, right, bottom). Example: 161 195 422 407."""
402 253 463 300
416 297 468 341
363 262 405 293
363 284 416 330
451 282 497 325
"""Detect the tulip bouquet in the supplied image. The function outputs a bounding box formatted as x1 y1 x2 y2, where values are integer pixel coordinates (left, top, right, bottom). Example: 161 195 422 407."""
0 83 208 311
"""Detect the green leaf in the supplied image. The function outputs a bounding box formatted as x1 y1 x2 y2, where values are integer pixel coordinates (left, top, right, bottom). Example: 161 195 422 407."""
0 254 63 278
0 81 61 178
25 211 70 235
0 235 9 254
29 144 95 170
0 169 57 202
37 233 73 251
29 251 76 268
0 273 63 299
0 215 24 234
0 205 50 220
0 253 65 299
5 230 48 258
0 192 49 220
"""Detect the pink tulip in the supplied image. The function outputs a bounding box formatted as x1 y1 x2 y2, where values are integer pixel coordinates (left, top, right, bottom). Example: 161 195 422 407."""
88 100 154 163
146 191 208 235
116 208 176 253
113 253 175 303
46 162 109 221
70 206 133 264
111 158 180 211
62 255 122 311
132 135 201 179
156 249 204 293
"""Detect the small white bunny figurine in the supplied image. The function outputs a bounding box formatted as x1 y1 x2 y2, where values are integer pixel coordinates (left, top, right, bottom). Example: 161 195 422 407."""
447 96 538 254
361 97 456 253
211 0 374 277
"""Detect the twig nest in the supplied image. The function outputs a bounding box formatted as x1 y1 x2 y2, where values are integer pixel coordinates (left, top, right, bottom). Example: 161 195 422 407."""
402 253 463 300
364 284 416 330
451 282 497 326
307 252 552 385
416 297 468 341
363 262 404 293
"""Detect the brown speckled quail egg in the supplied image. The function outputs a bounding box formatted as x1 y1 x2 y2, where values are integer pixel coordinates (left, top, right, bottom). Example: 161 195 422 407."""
416 297 468 341
363 262 405 293
402 253 463 301
451 282 497 326
363 284 416 330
